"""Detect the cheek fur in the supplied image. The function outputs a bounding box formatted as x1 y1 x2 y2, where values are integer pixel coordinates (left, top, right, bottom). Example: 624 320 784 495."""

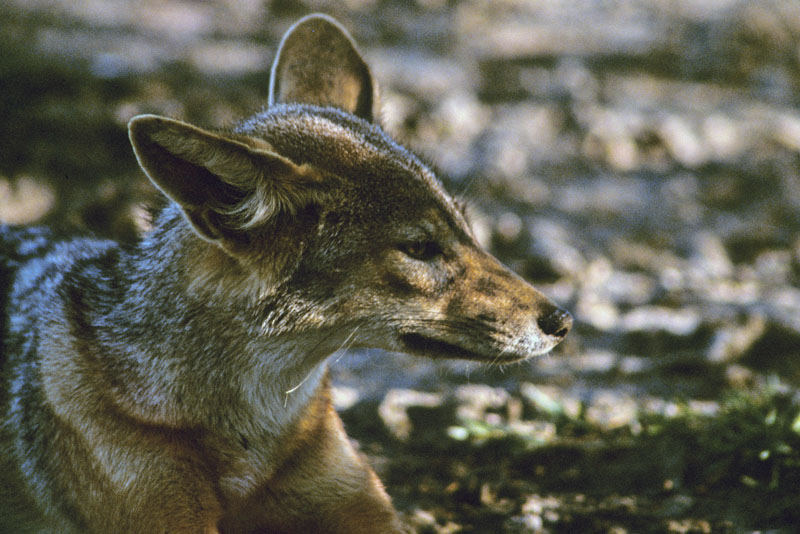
380 251 450 297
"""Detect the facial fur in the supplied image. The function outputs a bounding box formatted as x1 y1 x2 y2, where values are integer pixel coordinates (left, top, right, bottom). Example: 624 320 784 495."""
204 103 573 364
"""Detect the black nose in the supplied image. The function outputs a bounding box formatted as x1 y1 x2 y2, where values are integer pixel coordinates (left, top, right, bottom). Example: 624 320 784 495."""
538 308 573 338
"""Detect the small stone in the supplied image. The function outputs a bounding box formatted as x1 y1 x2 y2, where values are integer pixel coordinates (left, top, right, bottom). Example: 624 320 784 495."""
707 314 766 363
576 296 619 331
585 390 639 431
659 115 706 167
521 383 582 419
619 306 700 336
725 364 755 388
508 420 556 444
605 270 657 306
519 383 562 417
409 508 437 528
496 212 523 242
378 389 443 440
692 232 734 279
0 176 55 225
618 356 651 375
331 386 359 411
775 113 800 152
528 218 586 277
455 384 508 421
754 250 792 285
703 114 744 160
447 426 469 441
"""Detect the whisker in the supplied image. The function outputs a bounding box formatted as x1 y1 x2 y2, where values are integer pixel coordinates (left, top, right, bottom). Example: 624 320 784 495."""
457 174 479 200
283 326 345 406
284 371 314 400
332 324 361 364
284 323 364 406
490 343 514 367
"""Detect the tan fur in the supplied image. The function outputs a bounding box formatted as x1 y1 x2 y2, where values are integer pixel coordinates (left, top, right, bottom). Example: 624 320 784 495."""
0 14 570 533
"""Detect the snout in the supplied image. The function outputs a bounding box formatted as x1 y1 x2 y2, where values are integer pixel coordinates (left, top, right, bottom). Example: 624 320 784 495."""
460 248 573 359
392 242 572 363
537 305 573 340
401 246 571 362
510 301 571 358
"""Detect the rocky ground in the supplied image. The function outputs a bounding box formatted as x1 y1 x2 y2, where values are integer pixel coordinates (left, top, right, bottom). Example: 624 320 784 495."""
2 1 800 532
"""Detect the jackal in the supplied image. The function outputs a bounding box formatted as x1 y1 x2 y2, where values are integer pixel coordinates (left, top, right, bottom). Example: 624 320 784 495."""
0 14 571 534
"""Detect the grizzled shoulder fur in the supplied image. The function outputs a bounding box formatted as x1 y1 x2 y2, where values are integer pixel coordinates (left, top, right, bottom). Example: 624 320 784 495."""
0 224 127 531
1 225 67 363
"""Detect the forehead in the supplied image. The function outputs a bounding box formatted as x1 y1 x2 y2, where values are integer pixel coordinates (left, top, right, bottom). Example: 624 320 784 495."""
237 104 469 229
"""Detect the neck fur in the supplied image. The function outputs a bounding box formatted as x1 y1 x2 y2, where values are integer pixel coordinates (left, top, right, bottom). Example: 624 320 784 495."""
103 206 336 434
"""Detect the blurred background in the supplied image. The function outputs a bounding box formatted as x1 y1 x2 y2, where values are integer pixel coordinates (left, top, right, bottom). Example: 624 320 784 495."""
2 1 800 532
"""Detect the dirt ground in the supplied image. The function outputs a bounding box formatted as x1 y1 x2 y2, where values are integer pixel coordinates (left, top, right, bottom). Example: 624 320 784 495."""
2 1 800 532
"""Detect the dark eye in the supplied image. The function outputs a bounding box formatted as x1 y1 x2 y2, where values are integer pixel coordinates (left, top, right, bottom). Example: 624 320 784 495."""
399 240 442 261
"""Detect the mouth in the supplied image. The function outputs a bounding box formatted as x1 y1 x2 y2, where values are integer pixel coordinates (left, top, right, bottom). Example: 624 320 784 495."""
399 332 528 363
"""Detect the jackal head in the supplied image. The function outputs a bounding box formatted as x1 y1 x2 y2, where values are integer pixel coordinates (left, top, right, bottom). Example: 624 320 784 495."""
128 14 571 365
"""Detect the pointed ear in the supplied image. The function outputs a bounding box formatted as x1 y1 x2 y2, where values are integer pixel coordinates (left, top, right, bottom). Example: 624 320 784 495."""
128 114 325 244
269 14 379 122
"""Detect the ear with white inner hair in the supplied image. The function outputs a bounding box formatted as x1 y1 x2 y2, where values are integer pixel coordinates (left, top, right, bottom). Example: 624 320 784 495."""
269 14 380 123
128 114 325 245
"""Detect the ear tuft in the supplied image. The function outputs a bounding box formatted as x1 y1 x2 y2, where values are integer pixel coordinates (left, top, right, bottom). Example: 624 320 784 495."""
128 114 326 243
269 14 379 122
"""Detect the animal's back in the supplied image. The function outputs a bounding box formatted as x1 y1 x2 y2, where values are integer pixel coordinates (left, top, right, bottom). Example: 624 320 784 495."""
1 224 131 533
1 225 52 363
0 225 62 533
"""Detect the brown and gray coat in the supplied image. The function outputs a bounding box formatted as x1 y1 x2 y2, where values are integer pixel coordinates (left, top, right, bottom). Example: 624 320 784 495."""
0 14 570 534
